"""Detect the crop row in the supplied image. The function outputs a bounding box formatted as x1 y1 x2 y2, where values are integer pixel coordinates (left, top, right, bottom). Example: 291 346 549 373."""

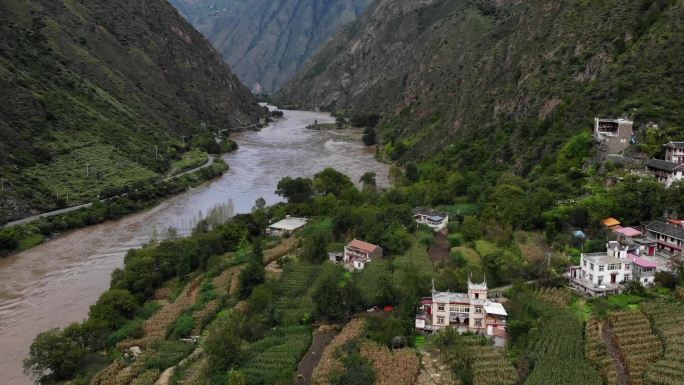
610 311 663 385
241 326 312 385
525 311 603 385
584 318 620 385
536 287 572 308
641 302 684 385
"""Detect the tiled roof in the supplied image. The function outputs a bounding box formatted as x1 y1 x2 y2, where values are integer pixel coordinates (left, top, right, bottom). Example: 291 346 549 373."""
614 227 642 237
646 159 684 171
348 239 379 253
664 141 684 149
414 207 449 219
644 220 684 240
627 253 657 269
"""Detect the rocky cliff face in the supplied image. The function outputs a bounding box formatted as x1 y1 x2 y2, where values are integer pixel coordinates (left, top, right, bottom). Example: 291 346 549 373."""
0 0 266 222
278 0 684 168
170 0 373 93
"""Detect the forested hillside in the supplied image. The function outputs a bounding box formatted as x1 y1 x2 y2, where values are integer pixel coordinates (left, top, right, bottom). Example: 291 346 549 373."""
0 0 267 223
169 0 373 93
278 0 684 172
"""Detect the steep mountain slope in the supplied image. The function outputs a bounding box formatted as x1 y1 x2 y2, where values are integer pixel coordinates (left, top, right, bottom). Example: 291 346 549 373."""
0 0 267 223
278 0 684 170
170 0 373 93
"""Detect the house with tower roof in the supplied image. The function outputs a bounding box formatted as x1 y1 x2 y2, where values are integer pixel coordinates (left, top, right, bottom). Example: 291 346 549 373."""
414 276 507 343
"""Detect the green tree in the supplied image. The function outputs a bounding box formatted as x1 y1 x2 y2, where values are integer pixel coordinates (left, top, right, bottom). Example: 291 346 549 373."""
404 163 419 183
239 261 265 299
360 172 377 190
276 177 314 203
303 232 329 263
313 168 355 197
313 267 362 321
204 315 243 371
88 288 139 330
362 127 376 146
24 328 85 382
460 216 482 242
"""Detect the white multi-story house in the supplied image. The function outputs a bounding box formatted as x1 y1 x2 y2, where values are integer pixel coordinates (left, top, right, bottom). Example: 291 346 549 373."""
414 208 449 231
415 278 507 343
569 241 658 296
343 239 382 270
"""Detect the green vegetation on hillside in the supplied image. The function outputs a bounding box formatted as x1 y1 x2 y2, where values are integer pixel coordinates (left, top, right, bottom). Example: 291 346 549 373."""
0 0 265 223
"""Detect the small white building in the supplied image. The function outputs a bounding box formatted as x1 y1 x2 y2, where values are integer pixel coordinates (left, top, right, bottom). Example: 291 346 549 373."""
414 208 449 231
266 216 307 237
343 239 382 270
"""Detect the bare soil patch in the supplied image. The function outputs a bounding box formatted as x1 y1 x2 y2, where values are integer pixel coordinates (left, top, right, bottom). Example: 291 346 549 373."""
296 328 338 385
428 232 450 265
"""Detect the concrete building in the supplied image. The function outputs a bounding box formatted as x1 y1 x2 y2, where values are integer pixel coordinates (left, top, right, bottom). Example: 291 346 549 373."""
569 241 660 296
646 142 684 187
414 208 449 231
266 216 307 236
594 118 634 154
415 278 507 342
343 239 382 270
643 220 684 255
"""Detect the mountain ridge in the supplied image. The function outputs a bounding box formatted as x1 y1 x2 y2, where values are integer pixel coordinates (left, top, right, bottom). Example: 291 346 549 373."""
278 0 684 172
0 0 267 223
170 0 373 93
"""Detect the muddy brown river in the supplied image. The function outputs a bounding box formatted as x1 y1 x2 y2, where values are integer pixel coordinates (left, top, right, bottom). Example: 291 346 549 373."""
0 109 389 385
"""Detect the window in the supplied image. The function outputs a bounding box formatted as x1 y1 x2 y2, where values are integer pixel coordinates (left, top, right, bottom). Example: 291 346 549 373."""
590 263 595 270
475 319 482 327
475 293 480 299
598 265 604 272
598 276 603 285
583 260 587 267
449 305 456 312
437 316 445 325
589 274 594 281
475 306 482 314
437 304 445 311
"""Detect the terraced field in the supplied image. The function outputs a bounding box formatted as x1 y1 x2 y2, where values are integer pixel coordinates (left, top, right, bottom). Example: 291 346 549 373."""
241 326 312 385
609 311 663 385
467 341 517 385
642 302 684 385
585 318 621 385
24 143 158 204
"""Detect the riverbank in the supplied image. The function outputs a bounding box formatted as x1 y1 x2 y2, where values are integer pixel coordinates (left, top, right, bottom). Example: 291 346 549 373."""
0 108 389 385
0 157 228 258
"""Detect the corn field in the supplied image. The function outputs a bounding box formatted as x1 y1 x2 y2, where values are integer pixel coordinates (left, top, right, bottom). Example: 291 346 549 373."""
467 342 517 385
241 326 312 384
312 318 366 385
584 318 620 385
360 341 419 385
610 311 663 385
525 311 603 385
536 287 572 308
642 302 684 385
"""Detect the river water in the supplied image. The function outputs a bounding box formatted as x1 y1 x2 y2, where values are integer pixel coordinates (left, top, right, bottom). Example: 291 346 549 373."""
0 109 389 385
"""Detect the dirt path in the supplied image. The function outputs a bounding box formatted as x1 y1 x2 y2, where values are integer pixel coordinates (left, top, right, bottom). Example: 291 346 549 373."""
601 323 629 385
416 349 459 385
154 367 175 385
428 232 450 265
295 328 338 385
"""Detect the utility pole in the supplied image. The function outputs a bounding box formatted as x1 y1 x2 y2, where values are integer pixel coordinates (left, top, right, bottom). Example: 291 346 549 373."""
86 163 90 178
155 145 158 159
1 178 5 191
